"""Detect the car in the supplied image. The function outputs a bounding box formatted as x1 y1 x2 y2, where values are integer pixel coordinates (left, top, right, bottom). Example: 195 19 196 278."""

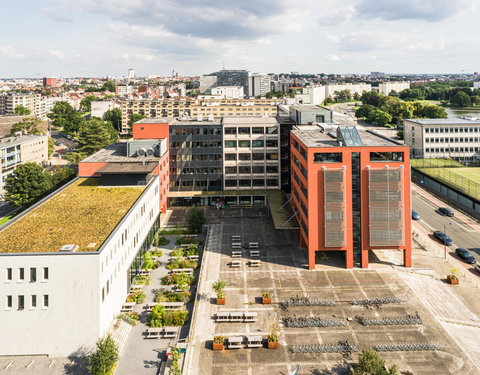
438 207 454 217
412 210 420 220
455 248 477 264
474 262 480 274
55 141 61 146
433 231 453 246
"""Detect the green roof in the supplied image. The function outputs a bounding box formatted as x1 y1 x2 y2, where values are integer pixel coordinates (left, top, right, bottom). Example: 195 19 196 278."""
0 178 145 254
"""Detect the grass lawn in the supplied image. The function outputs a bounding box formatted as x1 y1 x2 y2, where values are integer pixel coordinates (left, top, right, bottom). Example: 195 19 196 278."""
411 158 464 168
0 178 144 253
417 166 480 199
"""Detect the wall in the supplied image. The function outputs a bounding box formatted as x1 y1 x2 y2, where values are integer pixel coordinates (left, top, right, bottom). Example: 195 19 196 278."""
78 162 107 177
132 122 170 140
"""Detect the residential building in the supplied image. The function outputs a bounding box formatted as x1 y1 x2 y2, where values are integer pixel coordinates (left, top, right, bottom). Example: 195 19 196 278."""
0 174 161 356
290 125 411 269
91 100 117 119
474 82 480 90
211 86 244 99
377 82 410 95
404 118 480 161
116 85 134 97
0 93 39 116
0 134 49 193
298 84 372 105
128 68 135 79
199 75 218 93
248 74 271 98
324 83 372 99
43 77 57 89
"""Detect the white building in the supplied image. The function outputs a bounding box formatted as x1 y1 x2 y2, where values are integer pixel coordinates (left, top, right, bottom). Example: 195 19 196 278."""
324 83 372 99
248 74 271 98
199 75 218 94
378 82 410 95
128 68 135 79
474 82 480 90
211 86 244 99
222 117 281 190
404 118 480 160
0 175 160 356
297 84 372 105
116 85 134 97
301 86 326 105
91 100 117 119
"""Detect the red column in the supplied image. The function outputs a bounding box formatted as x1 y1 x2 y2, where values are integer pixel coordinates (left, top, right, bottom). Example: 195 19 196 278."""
361 250 369 268
345 250 353 269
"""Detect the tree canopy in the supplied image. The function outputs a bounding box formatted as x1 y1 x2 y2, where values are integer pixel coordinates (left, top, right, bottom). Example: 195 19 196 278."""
80 95 99 112
450 91 472 107
87 334 118 375
14 105 31 115
367 109 392 126
10 118 42 135
74 118 118 157
355 348 398 375
101 81 116 92
48 101 85 134
104 108 122 131
4 163 52 206
187 207 205 234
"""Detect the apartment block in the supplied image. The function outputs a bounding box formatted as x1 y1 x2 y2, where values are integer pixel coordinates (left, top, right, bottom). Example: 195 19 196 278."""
248 74 271 98
404 118 480 161
211 86 244 99
291 125 411 269
377 81 410 95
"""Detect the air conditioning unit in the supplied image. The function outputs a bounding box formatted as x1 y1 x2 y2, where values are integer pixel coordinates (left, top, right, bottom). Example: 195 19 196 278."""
58 244 78 252
146 147 154 156
137 148 147 156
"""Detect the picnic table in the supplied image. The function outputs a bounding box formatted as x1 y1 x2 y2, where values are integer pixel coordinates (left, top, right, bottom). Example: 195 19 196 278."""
121 302 136 312
227 336 243 349
247 336 263 348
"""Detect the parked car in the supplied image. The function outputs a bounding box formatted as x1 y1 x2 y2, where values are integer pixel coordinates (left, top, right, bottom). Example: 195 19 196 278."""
455 248 477 264
474 262 480 274
55 141 61 146
438 207 454 217
412 210 420 220
433 231 453 246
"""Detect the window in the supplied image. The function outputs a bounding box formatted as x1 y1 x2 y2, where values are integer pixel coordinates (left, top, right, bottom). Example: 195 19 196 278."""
239 166 251 174
266 179 278 186
238 140 250 147
43 295 49 308
266 153 278 161
225 153 237 161
252 166 265 174
314 152 343 163
6 268 12 281
252 127 264 134
253 179 264 187
19 268 24 281
370 152 404 162
266 126 278 134
224 140 236 148
266 140 278 148
43 267 49 280
266 166 278 173
225 166 237 174
252 153 264 160
6 295 12 309
225 180 237 187
239 153 251 161
238 127 250 135
107 281 109 294
31 295 36 308
102 288 105 302
239 179 251 187
252 140 264 148
18 295 24 310
224 127 236 135
30 268 36 282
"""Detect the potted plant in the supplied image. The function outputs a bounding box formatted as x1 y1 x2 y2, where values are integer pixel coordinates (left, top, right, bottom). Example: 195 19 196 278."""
262 293 271 304
267 321 280 349
212 279 226 305
213 336 224 350
447 266 459 284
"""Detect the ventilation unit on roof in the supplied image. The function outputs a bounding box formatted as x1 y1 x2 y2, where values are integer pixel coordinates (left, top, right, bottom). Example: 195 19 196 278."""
208 114 214 121
137 148 147 156
146 147 154 156
58 244 78 252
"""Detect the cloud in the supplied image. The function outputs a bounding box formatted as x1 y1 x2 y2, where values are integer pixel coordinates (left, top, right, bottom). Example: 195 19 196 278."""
0 46 23 58
355 0 468 22
42 7 73 22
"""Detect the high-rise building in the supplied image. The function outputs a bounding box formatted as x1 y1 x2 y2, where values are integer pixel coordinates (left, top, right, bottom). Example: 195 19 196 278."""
128 68 135 79
199 75 218 93
214 70 249 97
43 77 57 88
290 125 411 269
248 74 271 97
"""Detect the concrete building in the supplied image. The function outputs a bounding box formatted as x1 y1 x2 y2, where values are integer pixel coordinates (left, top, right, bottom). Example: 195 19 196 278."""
211 86 244 99
43 78 57 89
378 82 410 95
248 74 271 98
213 70 249 97
291 125 411 269
199 75 218 94
289 105 333 125
0 134 49 192
324 83 372 99
128 68 135 79
116 86 134 98
298 84 372 105
474 82 480 90
0 174 161 356
0 93 39 116
91 101 117 119
301 86 326 105
404 118 480 161
222 117 280 190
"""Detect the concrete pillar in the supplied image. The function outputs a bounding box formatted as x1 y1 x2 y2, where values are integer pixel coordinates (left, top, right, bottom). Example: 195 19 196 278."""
345 250 353 269
361 250 369 268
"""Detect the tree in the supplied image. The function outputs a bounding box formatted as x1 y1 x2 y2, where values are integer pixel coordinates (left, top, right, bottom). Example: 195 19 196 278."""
101 81 115 92
128 113 147 132
10 118 42 135
417 104 448 118
450 91 472 107
353 92 361 100
5 163 52 206
212 279 226 299
48 101 84 134
333 89 352 103
361 91 381 107
51 166 75 186
14 105 31 115
48 137 55 157
399 88 425 101
354 348 398 375
75 118 117 156
187 206 205 233
265 90 284 99
367 109 392 126
355 104 375 119
388 90 399 97
80 95 99 112
104 108 122 131
87 334 119 375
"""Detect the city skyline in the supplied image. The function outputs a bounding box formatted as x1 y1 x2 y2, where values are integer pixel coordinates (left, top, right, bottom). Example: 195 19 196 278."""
1 1 479 77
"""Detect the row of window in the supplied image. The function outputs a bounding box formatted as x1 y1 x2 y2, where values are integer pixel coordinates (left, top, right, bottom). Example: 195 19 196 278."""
225 178 279 187
171 180 222 188
170 154 222 162
225 166 279 174
224 153 279 161
172 167 222 175
5 294 49 310
312 152 404 163
171 141 222 148
170 127 222 135
224 140 279 148
425 137 480 144
425 127 480 134
426 147 479 153
5 267 48 282
224 127 278 135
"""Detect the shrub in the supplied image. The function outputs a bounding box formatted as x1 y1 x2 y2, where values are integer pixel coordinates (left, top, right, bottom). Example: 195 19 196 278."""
213 336 223 344
167 258 198 271
185 244 199 256
162 273 195 288
134 275 151 285
87 334 118 375
155 235 169 246
148 305 167 327
148 305 189 328
170 347 182 375
268 321 279 342
171 248 184 258
126 291 146 303
212 279 226 299
142 252 157 270
156 290 192 303
354 348 398 375
175 237 202 246
151 249 163 257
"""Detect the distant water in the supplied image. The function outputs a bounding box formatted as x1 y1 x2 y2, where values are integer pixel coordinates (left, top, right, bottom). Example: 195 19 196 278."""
445 107 480 119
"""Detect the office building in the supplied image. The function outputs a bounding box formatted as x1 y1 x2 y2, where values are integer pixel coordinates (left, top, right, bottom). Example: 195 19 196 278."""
404 118 480 161
291 125 411 269
128 68 135 79
0 134 49 193
211 86 244 99
213 70 249 97
199 75 218 93
248 74 271 98
289 105 333 125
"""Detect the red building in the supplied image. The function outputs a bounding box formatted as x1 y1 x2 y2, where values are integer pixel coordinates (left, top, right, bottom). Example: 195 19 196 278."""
43 77 57 88
290 125 411 269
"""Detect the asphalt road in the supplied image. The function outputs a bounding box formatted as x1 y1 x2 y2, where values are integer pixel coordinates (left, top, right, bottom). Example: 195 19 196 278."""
412 190 480 262
50 130 77 150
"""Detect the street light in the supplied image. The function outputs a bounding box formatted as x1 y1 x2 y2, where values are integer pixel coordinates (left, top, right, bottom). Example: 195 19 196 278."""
444 222 453 260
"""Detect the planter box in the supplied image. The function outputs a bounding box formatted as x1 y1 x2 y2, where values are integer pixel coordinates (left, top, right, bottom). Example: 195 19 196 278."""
267 341 279 349
447 276 459 285
262 297 271 304
213 342 224 350
216 298 226 305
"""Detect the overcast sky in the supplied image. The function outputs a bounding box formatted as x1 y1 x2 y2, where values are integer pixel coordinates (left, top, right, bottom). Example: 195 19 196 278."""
1 0 479 77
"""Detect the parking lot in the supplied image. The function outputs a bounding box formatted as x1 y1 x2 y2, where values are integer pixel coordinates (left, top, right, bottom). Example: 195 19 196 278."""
184 208 479 375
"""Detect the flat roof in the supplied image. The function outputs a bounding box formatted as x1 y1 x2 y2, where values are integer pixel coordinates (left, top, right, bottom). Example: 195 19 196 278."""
292 126 401 148
0 178 145 254
172 119 222 126
0 134 47 149
405 118 480 125
290 104 331 112
81 142 162 163
135 117 175 124
96 162 157 174
222 117 279 125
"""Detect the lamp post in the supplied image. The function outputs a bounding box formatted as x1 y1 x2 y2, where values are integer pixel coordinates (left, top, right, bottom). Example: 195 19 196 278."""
444 222 453 259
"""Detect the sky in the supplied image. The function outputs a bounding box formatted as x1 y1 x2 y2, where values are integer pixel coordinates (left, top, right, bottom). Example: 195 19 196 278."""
0 0 479 77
